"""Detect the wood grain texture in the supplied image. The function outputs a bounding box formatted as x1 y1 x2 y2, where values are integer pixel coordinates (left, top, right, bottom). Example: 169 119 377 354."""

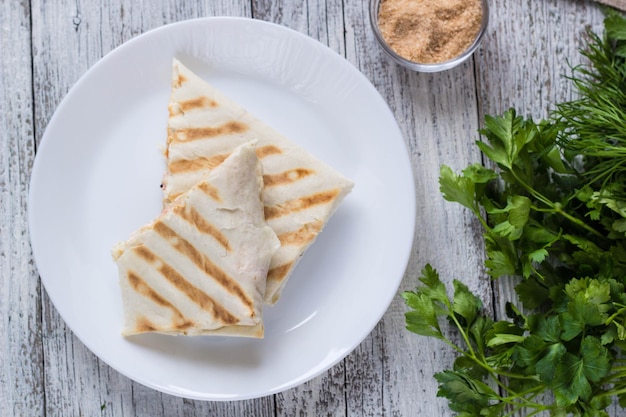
475 1 612 415
0 1 44 416
476 0 606 322
0 0 614 416
249 2 350 416
30 2 271 416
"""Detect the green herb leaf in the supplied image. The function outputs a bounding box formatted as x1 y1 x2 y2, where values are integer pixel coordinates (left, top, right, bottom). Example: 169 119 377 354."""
439 165 478 212
488 194 531 237
417 264 449 305
404 292 444 339
452 280 482 326
434 370 496 413
580 336 611 383
554 353 593 405
553 337 610 407
605 14 626 40
515 278 550 309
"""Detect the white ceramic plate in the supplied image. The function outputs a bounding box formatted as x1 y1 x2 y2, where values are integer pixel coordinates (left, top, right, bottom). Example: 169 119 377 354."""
28 17 415 401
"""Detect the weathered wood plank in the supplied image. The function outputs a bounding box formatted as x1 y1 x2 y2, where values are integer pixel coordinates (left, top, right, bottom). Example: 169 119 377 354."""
476 0 605 122
29 1 149 412
0 1 44 416
358 66 490 416
476 0 604 362
249 2 349 415
30 1 271 416
475 1 610 416
340 1 491 415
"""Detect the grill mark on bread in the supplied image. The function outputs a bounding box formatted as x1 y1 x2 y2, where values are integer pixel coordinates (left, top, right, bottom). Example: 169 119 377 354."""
197 182 221 202
173 205 231 251
159 263 239 325
181 96 218 112
135 315 196 333
166 145 282 175
169 121 248 143
134 246 157 263
264 189 340 220
278 221 322 246
152 221 255 315
168 154 228 174
136 316 157 332
128 270 180 311
127 271 196 330
256 145 282 158
168 96 219 117
132 246 239 325
263 168 314 187
174 73 187 88
267 261 295 284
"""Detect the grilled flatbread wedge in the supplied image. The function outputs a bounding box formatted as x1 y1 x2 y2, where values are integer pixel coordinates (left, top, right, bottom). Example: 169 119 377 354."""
112 141 279 337
163 59 354 304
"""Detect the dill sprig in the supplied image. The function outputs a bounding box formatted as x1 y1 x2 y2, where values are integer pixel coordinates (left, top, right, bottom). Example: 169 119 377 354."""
556 10 626 195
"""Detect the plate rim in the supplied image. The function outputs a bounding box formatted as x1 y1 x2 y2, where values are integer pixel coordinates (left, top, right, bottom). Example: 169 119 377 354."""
28 16 417 401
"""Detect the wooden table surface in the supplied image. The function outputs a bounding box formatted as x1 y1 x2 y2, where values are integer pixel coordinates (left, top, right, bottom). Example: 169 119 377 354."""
0 0 612 415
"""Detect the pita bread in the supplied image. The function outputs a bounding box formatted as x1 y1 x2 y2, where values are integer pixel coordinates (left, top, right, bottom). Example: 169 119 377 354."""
112 141 279 337
163 59 354 304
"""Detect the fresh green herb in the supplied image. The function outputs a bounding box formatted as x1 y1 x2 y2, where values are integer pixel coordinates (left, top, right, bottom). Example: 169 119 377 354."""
404 11 626 416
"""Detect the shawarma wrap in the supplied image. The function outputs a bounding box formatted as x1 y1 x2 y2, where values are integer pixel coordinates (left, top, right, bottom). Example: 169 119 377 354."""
112 141 279 337
163 59 354 304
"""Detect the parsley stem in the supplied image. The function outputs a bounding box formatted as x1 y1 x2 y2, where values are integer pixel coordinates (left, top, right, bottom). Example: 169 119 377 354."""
446 304 537 385
605 306 626 324
602 369 626 383
447 317 533 384
521 407 552 417
510 169 604 238
448 311 477 358
509 170 553 208
490 368 537 381
445 334 537 386
471 207 492 233
499 390 551 417
553 206 604 238
595 386 626 399
496 388 549 416
443 314 521 397
438 337 519 400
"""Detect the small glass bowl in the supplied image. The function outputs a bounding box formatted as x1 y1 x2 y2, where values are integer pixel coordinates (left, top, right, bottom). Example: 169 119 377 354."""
369 0 489 72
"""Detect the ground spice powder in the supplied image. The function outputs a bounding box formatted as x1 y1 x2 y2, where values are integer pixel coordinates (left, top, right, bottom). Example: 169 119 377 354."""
378 0 483 64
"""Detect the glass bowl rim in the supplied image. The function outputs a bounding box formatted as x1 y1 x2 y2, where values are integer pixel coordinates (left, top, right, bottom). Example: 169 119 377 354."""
368 0 490 72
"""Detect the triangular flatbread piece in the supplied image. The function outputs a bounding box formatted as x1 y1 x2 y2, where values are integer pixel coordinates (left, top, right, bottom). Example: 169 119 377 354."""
163 59 354 304
113 142 279 337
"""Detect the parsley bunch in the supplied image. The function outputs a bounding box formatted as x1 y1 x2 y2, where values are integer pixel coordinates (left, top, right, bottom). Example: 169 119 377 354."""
404 11 626 417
